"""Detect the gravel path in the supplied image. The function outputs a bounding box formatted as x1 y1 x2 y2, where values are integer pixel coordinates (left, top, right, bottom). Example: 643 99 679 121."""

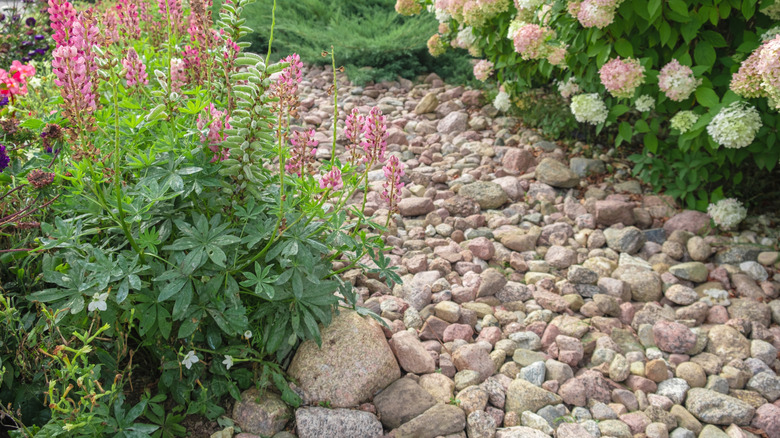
223 66 780 438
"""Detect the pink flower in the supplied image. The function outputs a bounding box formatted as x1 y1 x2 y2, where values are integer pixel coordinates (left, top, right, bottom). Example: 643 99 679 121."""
513 23 555 60
345 108 364 163
546 46 567 66
10 61 36 79
395 0 422 15
473 59 494 81
271 53 304 111
52 45 97 113
361 107 387 165
658 59 701 101
158 0 183 24
122 48 149 89
576 0 616 28
731 49 764 99
427 34 447 57
170 58 187 93
599 57 645 98
756 35 780 108
117 0 140 36
197 104 231 162
381 155 405 214
286 128 317 176
47 0 76 47
319 167 343 190
1 61 36 98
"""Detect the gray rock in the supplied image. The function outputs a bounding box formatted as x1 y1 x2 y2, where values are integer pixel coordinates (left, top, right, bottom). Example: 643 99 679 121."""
668 262 709 283
505 378 562 416
664 284 698 305
414 92 438 114
466 410 497 438
713 245 762 264
569 157 606 177
295 407 382 438
598 419 632 438
617 266 663 302
495 426 550 438
402 271 441 310
288 311 400 408
232 389 291 437
536 158 579 188
374 378 437 429
394 403 466 438
685 388 755 425
437 111 468 135
519 361 546 386
669 428 695 438
746 372 780 402
556 422 596 438
604 226 646 255
698 424 729 438
656 378 690 405
567 266 599 284
459 181 509 210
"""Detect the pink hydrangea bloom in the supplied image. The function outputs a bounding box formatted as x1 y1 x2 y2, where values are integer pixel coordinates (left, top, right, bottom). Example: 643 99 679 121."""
546 46 567 66
731 49 764 98
197 104 231 162
362 107 388 165
577 0 616 28
395 0 422 15
319 167 343 190
428 34 447 56
658 59 701 101
473 59 494 81
122 48 149 89
599 57 645 98
286 128 317 176
381 155 405 214
756 35 780 108
513 23 555 60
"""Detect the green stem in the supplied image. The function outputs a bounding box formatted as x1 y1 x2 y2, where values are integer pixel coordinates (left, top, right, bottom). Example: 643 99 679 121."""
265 0 277 68
330 47 338 161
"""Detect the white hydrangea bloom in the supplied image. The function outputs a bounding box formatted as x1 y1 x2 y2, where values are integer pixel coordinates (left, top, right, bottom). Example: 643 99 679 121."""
761 1 780 19
557 77 580 99
507 19 525 39
762 25 780 42
706 102 762 149
435 8 451 22
457 27 477 47
516 0 545 9
570 93 608 125
707 198 747 230
493 91 511 112
635 95 655 112
670 111 699 133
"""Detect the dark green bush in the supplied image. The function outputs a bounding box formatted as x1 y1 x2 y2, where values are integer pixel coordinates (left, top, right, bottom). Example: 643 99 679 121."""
243 0 473 84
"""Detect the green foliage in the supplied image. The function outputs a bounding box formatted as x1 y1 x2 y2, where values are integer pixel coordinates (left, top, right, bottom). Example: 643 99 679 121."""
414 0 780 209
242 0 473 84
512 88 579 139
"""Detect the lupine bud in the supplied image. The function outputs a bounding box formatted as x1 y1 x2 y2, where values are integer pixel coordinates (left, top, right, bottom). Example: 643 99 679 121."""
344 108 364 163
361 107 387 165
286 128 317 177
122 48 148 89
381 155 405 214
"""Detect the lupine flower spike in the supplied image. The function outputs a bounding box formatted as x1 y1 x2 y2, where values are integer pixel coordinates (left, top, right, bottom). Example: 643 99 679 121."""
361 107 387 165
381 155 405 216
286 128 317 177
122 48 149 92
271 53 303 114
319 167 343 191
344 108 364 164
197 104 231 162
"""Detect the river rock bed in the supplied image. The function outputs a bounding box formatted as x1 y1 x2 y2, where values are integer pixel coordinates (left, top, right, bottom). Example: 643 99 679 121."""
223 66 780 438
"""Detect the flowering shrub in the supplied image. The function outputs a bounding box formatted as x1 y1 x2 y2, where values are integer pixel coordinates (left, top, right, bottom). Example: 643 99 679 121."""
405 0 780 209
1 0 404 432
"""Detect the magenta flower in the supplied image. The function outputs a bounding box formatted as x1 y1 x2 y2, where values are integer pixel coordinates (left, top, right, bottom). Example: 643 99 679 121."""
361 107 387 165
122 48 149 89
117 0 140 36
381 155 405 214
47 0 76 47
344 108 364 163
157 0 183 24
286 128 317 176
319 167 343 190
170 58 187 94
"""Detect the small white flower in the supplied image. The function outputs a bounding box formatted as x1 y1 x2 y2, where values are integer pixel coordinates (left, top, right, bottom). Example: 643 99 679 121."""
635 95 655 112
707 198 747 230
222 355 234 370
182 350 199 369
244 330 253 340
493 91 511 112
87 292 108 312
457 27 477 47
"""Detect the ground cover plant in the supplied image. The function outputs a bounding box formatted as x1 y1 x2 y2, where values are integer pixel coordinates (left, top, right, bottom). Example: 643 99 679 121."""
404 0 780 210
0 0 403 434
243 0 474 85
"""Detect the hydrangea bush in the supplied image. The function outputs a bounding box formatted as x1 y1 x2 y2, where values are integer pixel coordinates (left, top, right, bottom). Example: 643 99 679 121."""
401 0 780 209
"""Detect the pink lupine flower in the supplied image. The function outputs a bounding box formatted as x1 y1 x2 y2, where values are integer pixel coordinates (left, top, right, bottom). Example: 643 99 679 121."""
116 0 140 36
101 8 120 45
658 59 701 101
345 108 364 163
319 167 343 190
47 0 76 47
271 53 304 112
473 59 494 81
122 48 149 90
170 58 187 93
52 45 97 113
599 57 645 98
513 23 555 60
361 107 388 165
381 155 405 214
286 128 317 176
158 0 183 24
197 103 231 161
